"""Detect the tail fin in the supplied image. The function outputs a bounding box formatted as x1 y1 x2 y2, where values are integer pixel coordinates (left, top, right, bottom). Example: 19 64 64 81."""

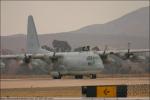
27 15 50 54
27 15 40 53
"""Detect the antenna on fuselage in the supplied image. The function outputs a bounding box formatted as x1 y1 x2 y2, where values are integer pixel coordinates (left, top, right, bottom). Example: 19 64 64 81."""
125 42 134 59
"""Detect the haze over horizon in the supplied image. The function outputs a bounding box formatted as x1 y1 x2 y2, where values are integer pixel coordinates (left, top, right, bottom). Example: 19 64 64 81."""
1 6 149 51
1 1 149 36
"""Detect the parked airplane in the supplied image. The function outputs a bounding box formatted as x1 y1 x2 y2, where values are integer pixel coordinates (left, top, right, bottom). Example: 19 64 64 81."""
1 15 104 79
1 15 149 79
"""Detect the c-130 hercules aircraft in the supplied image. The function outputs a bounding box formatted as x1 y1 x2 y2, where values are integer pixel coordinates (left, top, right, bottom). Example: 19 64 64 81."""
1 15 104 79
1 15 149 79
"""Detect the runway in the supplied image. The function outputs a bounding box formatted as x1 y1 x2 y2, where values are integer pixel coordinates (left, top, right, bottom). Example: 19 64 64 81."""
1 97 150 100
1 77 149 89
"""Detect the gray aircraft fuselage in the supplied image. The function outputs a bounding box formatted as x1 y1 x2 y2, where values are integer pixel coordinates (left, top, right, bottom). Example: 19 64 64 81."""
51 51 104 76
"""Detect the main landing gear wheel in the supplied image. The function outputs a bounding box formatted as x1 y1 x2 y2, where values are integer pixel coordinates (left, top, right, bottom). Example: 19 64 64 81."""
90 74 96 79
75 75 83 79
53 75 62 79
52 72 62 79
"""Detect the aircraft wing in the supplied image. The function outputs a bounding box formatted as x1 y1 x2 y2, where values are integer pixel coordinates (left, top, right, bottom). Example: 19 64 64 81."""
1 54 25 59
0 53 63 60
96 49 149 54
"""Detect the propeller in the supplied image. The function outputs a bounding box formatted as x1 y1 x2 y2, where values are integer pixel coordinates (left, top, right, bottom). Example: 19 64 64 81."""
49 50 62 71
20 49 32 64
49 50 63 79
124 42 134 59
51 51 58 63
23 53 32 64
100 45 108 63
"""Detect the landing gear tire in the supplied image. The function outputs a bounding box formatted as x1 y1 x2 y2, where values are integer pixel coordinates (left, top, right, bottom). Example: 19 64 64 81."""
75 75 83 79
53 74 62 79
91 74 96 79
53 75 61 79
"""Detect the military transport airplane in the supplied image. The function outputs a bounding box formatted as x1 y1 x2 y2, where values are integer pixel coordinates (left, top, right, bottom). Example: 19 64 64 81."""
1 15 104 79
1 15 149 79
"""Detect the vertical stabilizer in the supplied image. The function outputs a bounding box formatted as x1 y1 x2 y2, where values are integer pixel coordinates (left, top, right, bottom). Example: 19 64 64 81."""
27 15 40 53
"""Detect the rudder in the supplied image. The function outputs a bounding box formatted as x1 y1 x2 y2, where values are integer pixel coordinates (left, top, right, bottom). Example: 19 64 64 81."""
27 15 40 53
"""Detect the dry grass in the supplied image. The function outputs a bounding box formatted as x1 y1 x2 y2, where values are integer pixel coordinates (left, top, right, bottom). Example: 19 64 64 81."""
128 84 150 97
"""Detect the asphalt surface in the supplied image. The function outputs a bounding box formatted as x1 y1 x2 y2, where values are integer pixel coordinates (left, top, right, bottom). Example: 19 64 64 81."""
1 77 149 89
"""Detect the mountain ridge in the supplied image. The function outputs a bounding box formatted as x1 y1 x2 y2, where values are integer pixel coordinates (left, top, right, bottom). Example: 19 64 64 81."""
1 6 149 52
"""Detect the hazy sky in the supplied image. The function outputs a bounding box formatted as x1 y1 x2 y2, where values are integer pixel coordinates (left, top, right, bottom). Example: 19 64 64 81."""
1 1 149 36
